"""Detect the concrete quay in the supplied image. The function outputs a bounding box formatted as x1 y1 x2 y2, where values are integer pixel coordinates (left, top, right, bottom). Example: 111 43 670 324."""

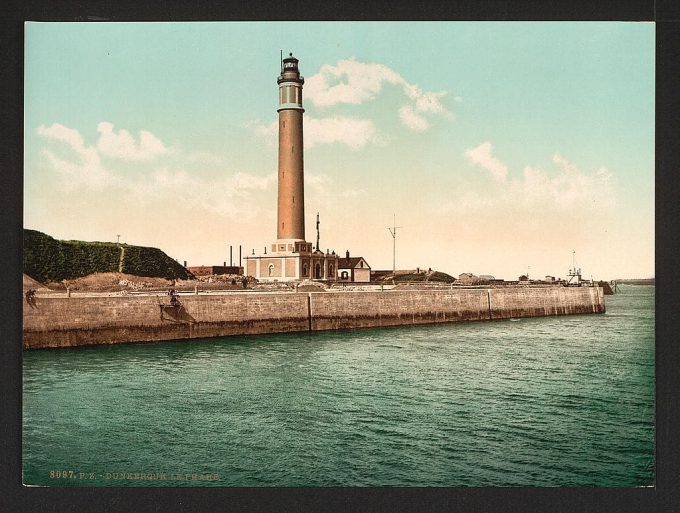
23 286 605 349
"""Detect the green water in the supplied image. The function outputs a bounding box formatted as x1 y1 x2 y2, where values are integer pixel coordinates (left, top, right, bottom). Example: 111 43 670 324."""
22 285 654 487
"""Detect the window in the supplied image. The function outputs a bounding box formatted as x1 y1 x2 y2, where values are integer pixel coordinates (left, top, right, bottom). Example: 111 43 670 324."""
268 264 274 277
341 271 349 280
303 263 308 276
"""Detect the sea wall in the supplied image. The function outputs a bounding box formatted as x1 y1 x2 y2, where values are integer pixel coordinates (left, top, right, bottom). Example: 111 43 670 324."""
23 286 604 349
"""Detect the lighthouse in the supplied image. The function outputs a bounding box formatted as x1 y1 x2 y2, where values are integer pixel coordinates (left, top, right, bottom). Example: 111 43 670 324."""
277 53 306 242
243 53 338 282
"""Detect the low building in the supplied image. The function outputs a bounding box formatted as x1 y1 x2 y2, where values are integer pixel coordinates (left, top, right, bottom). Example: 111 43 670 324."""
186 265 243 276
244 244 339 282
457 273 482 285
336 251 371 282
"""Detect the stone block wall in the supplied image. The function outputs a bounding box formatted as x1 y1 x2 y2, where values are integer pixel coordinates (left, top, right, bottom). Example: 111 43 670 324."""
23 286 604 349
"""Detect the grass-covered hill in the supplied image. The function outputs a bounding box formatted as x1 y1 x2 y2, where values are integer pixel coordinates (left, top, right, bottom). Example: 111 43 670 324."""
23 229 191 284
372 269 456 283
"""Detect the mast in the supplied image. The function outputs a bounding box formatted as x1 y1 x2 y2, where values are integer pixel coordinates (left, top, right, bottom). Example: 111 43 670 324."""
387 214 402 274
316 212 320 250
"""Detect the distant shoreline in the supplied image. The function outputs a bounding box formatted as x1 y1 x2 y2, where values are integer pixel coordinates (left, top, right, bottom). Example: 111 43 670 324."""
614 279 655 286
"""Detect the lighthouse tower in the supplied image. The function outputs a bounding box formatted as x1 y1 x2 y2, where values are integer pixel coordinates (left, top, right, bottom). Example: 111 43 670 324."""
277 53 306 242
243 53 338 282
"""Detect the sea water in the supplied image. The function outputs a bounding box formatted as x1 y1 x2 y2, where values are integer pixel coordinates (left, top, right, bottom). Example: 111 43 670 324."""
22 285 654 487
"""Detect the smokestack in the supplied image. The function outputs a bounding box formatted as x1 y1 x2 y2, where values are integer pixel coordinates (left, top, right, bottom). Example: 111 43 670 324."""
230 245 233 266
239 245 242 267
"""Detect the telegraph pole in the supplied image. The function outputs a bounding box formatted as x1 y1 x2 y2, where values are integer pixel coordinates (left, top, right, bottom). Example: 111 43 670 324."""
387 214 402 274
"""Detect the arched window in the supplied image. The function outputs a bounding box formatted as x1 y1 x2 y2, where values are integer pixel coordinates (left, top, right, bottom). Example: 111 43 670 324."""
329 264 334 275
303 263 308 277
268 264 274 277
341 271 349 280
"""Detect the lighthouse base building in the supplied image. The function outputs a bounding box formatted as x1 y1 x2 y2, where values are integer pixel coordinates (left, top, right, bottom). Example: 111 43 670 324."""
245 243 339 282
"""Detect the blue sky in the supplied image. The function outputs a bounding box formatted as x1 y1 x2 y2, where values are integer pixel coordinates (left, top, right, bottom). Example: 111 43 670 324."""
24 22 654 280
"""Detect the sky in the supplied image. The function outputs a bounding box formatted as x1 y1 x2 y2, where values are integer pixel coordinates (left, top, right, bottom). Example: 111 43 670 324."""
24 22 655 281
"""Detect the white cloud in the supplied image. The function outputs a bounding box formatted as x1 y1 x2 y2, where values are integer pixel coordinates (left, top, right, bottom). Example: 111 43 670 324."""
305 58 450 132
248 58 451 147
231 172 276 196
245 119 277 139
305 59 404 107
465 142 508 181
404 85 447 114
398 105 429 132
37 123 87 153
342 188 367 198
305 173 334 197
247 115 380 150
37 122 275 219
305 173 367 203
528 153 616 210
184 151 225 165
39 148 112 190
96 122 171 161
128 167 276 218
306 116 379 149
37 123 112 189
444 151 616 217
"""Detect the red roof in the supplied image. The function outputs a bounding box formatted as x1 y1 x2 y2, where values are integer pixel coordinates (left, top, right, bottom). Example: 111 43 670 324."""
337 257 369 269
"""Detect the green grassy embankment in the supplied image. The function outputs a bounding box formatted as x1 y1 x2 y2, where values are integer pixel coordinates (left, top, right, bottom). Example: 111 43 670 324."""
23 229 191 284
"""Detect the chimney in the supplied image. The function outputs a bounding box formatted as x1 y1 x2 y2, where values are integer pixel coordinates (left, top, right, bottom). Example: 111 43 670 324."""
346 250 350 259
183 260 187 267
223 261 226 267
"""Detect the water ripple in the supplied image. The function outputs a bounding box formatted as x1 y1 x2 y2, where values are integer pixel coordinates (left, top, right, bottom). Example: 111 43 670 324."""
23 285 654 487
